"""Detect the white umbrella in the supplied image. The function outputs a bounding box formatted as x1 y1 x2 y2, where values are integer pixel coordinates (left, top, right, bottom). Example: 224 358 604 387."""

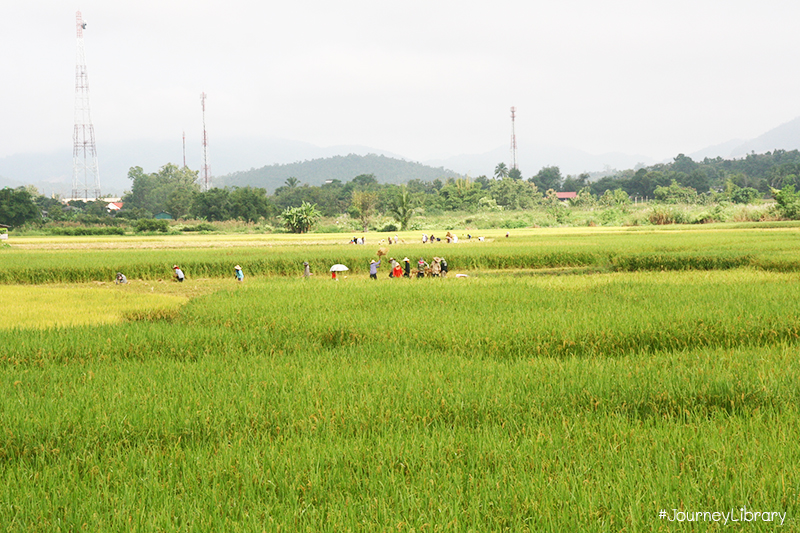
330 264 349 272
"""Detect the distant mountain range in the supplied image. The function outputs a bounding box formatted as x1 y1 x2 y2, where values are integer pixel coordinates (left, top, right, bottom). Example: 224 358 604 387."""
3 116 800 196
688 116 800 160
217 153 461 191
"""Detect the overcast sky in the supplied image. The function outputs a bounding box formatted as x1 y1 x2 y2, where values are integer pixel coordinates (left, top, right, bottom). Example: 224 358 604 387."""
3 0 799 164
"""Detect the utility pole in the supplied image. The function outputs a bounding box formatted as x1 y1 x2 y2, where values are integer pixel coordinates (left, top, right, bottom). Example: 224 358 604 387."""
200 92 211 191
510 106 518 171
72 11 101 200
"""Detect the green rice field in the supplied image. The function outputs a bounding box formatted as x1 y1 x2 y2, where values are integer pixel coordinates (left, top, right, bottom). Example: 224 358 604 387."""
1 224 799 531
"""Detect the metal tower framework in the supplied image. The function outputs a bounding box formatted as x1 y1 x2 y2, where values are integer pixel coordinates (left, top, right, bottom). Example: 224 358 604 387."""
510 106 518 171
200 92 211 191
72 11 101 200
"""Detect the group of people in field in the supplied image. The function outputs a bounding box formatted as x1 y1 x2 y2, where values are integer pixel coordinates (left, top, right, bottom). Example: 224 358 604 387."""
368 256 448 279
115 231 462 284
115 263 244 284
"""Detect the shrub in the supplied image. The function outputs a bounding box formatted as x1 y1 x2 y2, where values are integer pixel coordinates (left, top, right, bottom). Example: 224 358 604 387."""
281 202 321 233
180 223 217 232
49 227 125 236
772 185 800 220
648 206 689 225
599 208 624 226
134 219 170 233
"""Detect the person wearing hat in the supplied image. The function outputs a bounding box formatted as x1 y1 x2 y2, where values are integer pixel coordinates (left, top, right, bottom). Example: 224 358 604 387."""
115 272 127 284
369 258 381 280
388 257 399 278
440 257 448 277
431 257 442 277
417 258 428 278
303 261 311 277
172 265 185 282
402 257 411 278
234 265 244 282
392 259 403 279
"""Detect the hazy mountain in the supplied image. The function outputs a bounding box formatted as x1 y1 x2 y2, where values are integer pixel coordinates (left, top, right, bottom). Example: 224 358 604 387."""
426 144 655 178
216 153 462 191
689 138 747 160
0 137 403 197
686 116 800 161
5 116 800 196
730 117 800 156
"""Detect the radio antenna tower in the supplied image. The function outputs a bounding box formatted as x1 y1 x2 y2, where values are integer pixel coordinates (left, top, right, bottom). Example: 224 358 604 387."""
72 11 101 200
200 92 211 191
510 106 518 171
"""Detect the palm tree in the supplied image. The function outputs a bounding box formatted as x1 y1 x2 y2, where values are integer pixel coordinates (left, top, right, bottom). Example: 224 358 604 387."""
494 162 509 180
389 185 415 231
285 176 300 188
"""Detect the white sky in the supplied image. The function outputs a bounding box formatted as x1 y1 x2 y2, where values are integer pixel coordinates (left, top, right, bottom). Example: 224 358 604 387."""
3 0 800 162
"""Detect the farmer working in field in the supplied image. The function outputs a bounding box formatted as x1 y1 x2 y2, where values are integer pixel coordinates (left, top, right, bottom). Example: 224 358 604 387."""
369 259 381 280
173 265 185 282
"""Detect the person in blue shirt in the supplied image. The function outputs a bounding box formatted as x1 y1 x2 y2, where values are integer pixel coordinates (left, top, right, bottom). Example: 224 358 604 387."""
234 265 244 282
369 259 381 280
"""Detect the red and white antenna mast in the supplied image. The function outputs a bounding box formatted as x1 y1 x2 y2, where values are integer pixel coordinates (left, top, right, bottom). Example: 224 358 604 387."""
200 92 211 191
72 11 101 200
510 106 518 171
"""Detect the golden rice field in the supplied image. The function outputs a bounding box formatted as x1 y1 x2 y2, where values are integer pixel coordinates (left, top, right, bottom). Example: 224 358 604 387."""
1 223 799 531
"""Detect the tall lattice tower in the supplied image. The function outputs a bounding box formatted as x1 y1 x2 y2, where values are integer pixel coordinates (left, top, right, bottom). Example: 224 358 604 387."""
200 92 211 191
72 11 101 200
510 106 518 171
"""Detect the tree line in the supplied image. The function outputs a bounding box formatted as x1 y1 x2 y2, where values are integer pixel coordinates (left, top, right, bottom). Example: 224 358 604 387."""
4 150 800 230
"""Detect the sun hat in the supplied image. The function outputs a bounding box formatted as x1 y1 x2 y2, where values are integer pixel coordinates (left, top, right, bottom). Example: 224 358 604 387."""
370 259 375 263
172 265 178 269
403 257 409 262
235 265 241 270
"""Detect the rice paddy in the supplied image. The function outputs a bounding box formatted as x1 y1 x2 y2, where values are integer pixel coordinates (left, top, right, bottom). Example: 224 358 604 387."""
1 224 799 531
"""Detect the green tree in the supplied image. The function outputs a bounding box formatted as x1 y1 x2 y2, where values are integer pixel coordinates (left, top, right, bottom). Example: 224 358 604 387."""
530 166 563 191
281 201 320 233
494 162 509 180
349 190 379 231
388 185 415 230
350 174 379 189
653 180 697 204
599 189 631 209
771 185 800 219
122 164 200 218
0 187 40 228
562 173 590 192
490 178 537 209
731 187 759 204
570 187 597 208
191 188 231 221
508 167 522 181
284 177 300 189
229 186 273 223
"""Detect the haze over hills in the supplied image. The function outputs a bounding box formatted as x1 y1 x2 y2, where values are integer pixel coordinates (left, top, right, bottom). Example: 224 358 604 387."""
3 116 800 196
216 154 461 191
688 117 800 160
